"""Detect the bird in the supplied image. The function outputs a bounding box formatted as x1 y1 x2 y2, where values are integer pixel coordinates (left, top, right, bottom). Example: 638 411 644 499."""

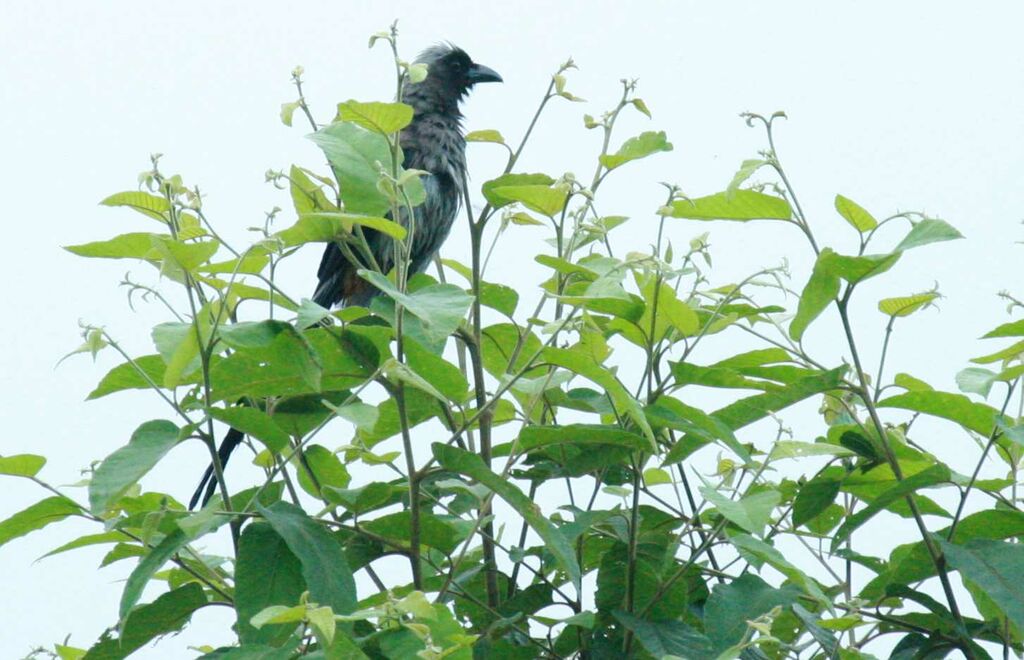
189 44 502 509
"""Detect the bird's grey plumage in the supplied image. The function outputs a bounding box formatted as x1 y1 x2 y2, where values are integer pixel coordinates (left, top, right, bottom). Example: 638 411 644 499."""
312 44 502 309
188 44 500 510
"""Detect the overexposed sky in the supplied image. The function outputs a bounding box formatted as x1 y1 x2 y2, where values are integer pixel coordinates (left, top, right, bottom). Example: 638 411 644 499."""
2 1 1023 656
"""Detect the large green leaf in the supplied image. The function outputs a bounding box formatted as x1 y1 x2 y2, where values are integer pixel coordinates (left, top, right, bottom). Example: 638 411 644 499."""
256 501 357 615
792 477 841 529
516 424 649 452
612 610 713 658
120 529 188 619
360 271 472 345
236 522 306 645
274 212 406 246
665 190 792 221
89 420 180 515
335 100 414 134
0 454 46 477
598 131 673 170
937 537 1024 632
543 346 655 450
790 248 840 341
309 122 398 216
432 444 582 592
831 464 951 551
703 574 801 652
699 481 780 537
99 191 170 222
87 355 168 400
0 496 81 550
482 173 555 209
878 391 998 436
490 184 568 216
86 583 207 660
209 407 290 454
64 232 158 260
712 367 846 431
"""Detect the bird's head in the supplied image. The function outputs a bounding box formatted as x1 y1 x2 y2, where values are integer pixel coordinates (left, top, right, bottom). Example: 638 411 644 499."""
406 44 502 114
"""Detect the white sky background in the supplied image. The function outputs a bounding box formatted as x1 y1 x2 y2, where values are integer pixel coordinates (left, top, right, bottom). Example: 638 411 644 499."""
2 1 1023 656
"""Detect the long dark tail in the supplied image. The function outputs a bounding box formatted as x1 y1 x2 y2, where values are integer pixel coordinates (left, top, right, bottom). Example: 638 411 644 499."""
189 427 245 510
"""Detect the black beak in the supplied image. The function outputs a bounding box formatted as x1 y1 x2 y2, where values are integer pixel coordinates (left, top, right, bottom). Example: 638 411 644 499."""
467 63 503 85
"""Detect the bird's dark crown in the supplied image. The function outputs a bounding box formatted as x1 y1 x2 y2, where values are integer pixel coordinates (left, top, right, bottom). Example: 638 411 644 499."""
405 44 502 113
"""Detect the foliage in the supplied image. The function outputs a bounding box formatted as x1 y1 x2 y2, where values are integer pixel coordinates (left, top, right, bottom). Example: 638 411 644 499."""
9 25 1024 660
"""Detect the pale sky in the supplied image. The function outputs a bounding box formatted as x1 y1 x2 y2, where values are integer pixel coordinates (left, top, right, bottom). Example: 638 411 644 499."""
2 1 1023 656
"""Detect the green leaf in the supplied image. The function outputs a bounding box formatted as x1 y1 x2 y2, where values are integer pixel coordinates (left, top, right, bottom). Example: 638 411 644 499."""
482 173 555 209
360 272 472 345
275 212 406 246
0 454 46 477
542 346 655 450
199 253 270 275
665 190 792 221
517 424 650 452
982 318 1024 339
64 232 157 260
878 391 998 435
704 574 801 652
699 481 780 537
432 443 581 592
404 339 469 402
89 420 180 515
39 531 127 560
793 477 841 529
209 407 290 454
465 129 506 144
297 445 350 495
490 184 568 217
831 464 951 551
236 522 306 645
937 537 1024 632
335 100 414 134
823 251 901 284
956 367 998 398
0 496 81 550
878 292 939 317
727 534 831 609
834 194 878 231
100 191 170 223
894 217 964 251
309 122 398 216
612 610 713 658
120 529 188 618
87 583 207 659
216 322 322 393
713 368 846 431
598 131 673 170
256 501 357 614
790 248 840 341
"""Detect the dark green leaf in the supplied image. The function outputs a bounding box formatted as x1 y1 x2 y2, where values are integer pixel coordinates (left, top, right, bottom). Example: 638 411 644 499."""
236 522 306 645
704 574 801 651
792 477 841 529
612 610 713 658
790 248 840 341
831 464 951 551
937 537 1024 632
517 424 649 452
120 529 188 618
432 444 581 591
209 407 290 454
256 501 357 614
